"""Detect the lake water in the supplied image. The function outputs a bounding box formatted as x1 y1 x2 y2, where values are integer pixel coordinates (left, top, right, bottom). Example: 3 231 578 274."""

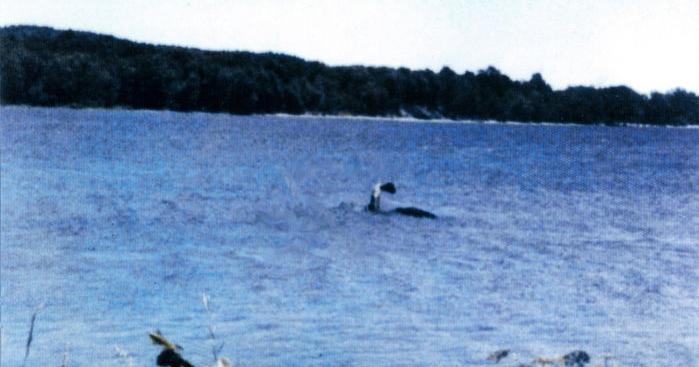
1 107 698 366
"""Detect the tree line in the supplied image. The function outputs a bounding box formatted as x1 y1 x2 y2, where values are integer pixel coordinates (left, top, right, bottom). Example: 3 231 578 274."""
1 25 697 124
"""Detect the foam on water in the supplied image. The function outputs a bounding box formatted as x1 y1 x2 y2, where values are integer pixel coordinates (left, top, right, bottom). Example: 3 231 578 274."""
1 107 698 366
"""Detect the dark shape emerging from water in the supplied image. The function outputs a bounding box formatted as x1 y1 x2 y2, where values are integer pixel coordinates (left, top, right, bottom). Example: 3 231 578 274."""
487 349 510 363
527 350 591 366
367 182 437 219
394 207 438 218
149 330 193 367
562 350 590 367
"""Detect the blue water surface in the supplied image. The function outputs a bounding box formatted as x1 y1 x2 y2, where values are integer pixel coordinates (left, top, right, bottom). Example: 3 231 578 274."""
1 107 698 366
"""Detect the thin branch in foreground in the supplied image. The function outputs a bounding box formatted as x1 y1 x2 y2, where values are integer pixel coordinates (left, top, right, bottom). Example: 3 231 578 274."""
61 343 69 367
21 303 45 367
202 293 224 360
148 331 194 367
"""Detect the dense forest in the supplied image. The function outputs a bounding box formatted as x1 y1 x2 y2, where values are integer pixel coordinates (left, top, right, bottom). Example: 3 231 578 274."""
1 25 697 124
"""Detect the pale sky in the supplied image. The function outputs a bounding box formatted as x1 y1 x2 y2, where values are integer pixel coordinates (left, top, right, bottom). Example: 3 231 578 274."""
2 0 698 94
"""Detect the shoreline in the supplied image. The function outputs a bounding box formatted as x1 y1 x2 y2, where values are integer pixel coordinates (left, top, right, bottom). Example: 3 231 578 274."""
268 111 699 129
2 104 697 129
3 25 698 127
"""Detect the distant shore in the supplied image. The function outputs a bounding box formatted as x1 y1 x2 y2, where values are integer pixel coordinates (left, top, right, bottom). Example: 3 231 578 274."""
2 25 698 126
267 111 699 128
3 104 697 129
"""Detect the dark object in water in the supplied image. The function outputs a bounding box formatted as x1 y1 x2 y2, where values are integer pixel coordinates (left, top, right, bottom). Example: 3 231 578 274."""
379 182 396 193
157 349 194 367
367 182 436 219
395 206 437 219
487 349 510 363
563 350 590 366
